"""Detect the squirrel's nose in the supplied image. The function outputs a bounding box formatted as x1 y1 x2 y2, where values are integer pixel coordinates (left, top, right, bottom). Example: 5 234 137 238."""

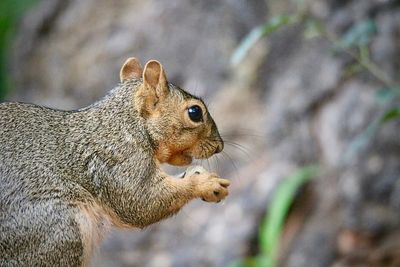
215 141 224 154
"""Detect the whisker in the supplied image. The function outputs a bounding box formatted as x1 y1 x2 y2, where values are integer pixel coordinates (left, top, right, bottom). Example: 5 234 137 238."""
223 141 252 159
207 137 252 160
199 159 204 168
221 151 240 180
206 158 211 171
214 154 221 174
220 128 264 137
220 133 264 139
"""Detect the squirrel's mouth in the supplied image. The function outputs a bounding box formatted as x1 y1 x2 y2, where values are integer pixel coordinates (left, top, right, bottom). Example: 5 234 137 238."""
189 149 216 160
182 151 196 164
167 151 193 166
181 153 193 163
167 147 218 166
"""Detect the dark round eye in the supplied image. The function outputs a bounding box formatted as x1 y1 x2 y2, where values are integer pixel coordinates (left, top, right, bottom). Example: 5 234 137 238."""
188 105 203 122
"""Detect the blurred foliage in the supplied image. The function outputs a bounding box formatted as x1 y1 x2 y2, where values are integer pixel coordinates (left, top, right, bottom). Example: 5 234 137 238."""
230 165 319 267
303 18 323 39
231 0 400 163
345 85 400 162
375 86 400 104
231 15 299 66
0 0 37 100
231 0 400 265
334 19 377 50
375 87 400 123
380 107 400 124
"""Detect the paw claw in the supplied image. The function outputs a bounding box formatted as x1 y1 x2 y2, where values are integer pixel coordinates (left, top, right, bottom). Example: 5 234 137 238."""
184 166 230 203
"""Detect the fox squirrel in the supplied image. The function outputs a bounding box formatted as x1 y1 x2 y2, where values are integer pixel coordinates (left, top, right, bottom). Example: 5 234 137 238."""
0 58 230 266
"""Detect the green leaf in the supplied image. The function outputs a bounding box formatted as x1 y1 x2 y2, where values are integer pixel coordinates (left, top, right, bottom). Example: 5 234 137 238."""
343 107 400 163
343 63 364 78
375 87 400 104
231 15 298 66
230 25 265 67
303 19 323 39
228 260 245 267
258 165 319 265
335 19 377 50
228 260 243 267
344 105 400 162
344 121 379 162
229 165 319 267
379 107 400 124
253 255 273 267
229 255 273 267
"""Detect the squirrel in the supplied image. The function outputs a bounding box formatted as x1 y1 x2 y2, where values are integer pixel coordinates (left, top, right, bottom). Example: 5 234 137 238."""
0 57 230 267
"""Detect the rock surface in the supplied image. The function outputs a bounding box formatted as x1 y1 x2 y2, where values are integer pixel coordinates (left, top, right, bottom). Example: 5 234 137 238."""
7 0 400 266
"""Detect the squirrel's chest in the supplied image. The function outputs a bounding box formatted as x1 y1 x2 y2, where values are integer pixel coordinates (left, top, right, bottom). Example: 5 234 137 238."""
75 202 113 264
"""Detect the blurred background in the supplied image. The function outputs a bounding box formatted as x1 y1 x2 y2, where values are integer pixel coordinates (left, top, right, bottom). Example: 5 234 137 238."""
1 0 400 266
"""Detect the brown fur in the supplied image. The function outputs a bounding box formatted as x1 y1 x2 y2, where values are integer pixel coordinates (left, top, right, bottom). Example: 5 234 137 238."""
133 59 223 166
120 57 143 82
0 57 229 266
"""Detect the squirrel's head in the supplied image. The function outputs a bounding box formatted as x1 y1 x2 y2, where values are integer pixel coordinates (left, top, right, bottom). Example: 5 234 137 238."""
120 57 223 166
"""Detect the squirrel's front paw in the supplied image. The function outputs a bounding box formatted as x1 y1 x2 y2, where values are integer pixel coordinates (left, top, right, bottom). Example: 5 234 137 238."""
199 175 230 202
184 166 230 202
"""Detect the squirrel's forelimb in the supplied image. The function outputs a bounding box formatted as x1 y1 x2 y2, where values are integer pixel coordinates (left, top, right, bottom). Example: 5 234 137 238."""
88 165 230 230
163 166 230 214
75 165 229 263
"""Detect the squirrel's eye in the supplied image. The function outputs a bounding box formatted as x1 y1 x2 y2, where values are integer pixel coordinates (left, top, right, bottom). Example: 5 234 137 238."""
188 105 203 122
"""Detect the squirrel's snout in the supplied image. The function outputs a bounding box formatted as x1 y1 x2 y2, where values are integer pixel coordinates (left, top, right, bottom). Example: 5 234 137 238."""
215 141 224 154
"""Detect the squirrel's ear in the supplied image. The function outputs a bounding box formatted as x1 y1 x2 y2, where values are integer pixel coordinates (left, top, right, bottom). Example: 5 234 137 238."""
143 60 168 98
120 57 143 82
